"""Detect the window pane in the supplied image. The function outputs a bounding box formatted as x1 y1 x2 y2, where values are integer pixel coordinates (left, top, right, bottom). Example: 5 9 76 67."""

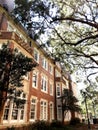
30 99 36 120
3 101 10 120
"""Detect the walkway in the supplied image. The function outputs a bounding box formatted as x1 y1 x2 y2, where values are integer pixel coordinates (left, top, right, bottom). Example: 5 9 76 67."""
76 124 98 130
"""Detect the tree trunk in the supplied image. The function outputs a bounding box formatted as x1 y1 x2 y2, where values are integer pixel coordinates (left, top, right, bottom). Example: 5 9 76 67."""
0 91 7 124
62 110 64 124
0 101 5 124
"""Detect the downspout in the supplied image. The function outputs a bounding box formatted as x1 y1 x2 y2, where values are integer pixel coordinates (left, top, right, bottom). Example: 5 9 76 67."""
0 12 5 30
54 62 57 120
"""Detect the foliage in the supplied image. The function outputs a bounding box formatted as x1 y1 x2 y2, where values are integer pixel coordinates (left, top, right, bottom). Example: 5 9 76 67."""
50 120 63 128
61 89 81 113
12 0 59 41
0 43 37 108
11 0 98 89
6 121 86 130
10 0 98 112
69 117 81 125
49 0 98 85
59 88 81 123
7 126 15 130
31 120 50 130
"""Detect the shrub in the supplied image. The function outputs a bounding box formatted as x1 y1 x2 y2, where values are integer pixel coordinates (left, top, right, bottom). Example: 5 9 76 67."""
7 126 15 130
32 120 50 130
69 118 81 125
50 120 63 128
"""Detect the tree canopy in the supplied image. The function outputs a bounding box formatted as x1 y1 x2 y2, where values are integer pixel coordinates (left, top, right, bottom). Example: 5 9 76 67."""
12 0 59 40
50 0 98 84
11 0 98 89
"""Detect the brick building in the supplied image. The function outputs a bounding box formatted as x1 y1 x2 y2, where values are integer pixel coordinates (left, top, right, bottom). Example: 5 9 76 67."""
0 4 78 128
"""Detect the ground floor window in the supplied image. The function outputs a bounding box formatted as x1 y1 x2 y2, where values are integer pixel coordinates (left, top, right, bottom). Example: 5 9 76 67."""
3 93 27 123
40 100 47 120
11 102 18 120
30 98 37 120
49 102 54 121
20 106 24 120
3 100 10 120
57 106 62 120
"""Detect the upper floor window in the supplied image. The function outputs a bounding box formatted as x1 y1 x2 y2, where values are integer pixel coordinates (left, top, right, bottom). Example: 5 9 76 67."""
49 64 53 74
41 57 48 70
34 49 39 62
56 84 61 97
49 83 53 96
32 71 38 88
41 76 48 92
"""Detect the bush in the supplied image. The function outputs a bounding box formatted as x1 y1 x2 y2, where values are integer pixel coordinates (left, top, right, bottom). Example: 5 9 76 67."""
7 126 15 130
50 120 63 128
69 118 81 125
32 120 50 130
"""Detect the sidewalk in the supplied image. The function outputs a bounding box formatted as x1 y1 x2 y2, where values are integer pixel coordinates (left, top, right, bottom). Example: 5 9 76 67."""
91 124 98 130
75 124 98 130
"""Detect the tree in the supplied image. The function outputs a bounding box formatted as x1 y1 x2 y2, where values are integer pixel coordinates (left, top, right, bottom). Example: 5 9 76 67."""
59 88 81 124
12 0 59 41
11 0 98 87
0 43 37 123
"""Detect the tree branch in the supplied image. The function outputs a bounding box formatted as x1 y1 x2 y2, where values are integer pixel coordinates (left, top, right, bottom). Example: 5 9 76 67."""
51 17 98 29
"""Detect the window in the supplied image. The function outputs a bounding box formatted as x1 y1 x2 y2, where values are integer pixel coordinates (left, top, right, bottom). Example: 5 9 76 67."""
49 83 53 95
34 49 39 62
20 106 24 120
42 57 48 70
30 98 37 120
32 71 38 88
11 103 18 120
11 92 26 120
40 101 47 120
49 64 53 74
41 76 47 92
3 92 27 122
56 84 61 97
57 106 62 120
49 103 54 121
3 101 10 120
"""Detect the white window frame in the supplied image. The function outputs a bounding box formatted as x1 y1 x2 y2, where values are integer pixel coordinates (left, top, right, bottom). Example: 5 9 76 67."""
40 100 47 120
32 71 38 88
41 75 48 93
49 102 54 121
30 97 37 121
34 48 39 62
49 64 53 74
42 57 48 70
49 82 53 96
3 92 27 123
3 100 10 121
56 84 61 97
57 106 62 120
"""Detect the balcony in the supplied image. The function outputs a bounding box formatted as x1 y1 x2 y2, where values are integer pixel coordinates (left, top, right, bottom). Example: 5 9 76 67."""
0 31 33 55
